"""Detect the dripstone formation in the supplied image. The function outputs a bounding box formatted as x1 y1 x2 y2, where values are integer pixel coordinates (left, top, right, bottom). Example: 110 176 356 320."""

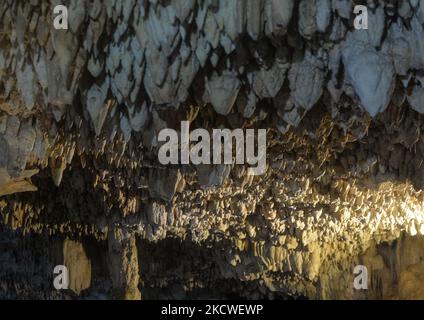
1 0 424 299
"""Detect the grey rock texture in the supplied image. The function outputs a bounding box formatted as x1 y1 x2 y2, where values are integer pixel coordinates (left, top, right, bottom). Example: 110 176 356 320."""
1 0 424 299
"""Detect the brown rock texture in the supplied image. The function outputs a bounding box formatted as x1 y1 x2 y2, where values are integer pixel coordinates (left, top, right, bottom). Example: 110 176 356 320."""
63 239 92 295
1 0 424 299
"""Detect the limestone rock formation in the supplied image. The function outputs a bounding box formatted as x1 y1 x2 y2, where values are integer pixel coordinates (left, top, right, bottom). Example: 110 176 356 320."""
63 239 92 295
1 0 424 300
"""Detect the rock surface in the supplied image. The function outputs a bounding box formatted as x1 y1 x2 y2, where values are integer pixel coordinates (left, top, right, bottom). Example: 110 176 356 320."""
1 0 424 299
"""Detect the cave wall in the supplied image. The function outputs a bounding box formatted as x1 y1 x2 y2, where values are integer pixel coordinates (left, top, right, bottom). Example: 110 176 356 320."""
1 0 424 299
